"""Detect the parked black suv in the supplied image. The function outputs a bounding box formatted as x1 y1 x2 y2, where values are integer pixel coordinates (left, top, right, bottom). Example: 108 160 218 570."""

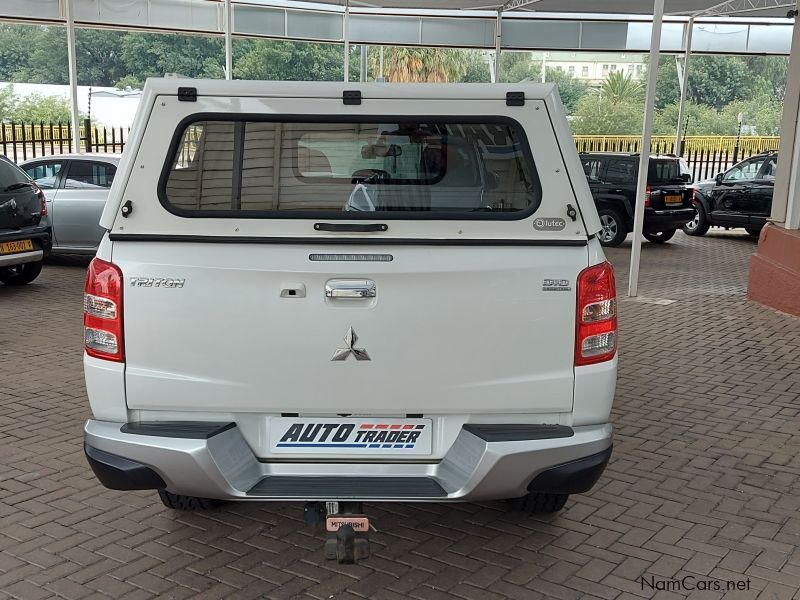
684 152 776 238
0 155 51 285
580 152 695 247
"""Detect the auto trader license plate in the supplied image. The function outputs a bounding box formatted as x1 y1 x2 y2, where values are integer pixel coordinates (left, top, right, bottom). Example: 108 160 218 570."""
270 417 432 455
665 195 683 204
0 239 33 255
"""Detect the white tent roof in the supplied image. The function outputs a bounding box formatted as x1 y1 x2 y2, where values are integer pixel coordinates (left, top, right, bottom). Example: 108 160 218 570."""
287 0 795 18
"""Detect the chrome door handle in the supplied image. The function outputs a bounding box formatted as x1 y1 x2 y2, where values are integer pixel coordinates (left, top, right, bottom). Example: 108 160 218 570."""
325 279 376 299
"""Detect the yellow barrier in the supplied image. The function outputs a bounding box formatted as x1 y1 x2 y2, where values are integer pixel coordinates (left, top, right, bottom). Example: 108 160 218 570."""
573 135 780 154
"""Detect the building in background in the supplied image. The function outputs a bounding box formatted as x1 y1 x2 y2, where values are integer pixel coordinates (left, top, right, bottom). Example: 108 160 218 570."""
533 52 647 86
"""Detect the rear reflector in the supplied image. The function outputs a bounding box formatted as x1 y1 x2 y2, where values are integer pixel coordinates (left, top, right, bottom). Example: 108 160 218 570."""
84 258 124 362
575 261 617 366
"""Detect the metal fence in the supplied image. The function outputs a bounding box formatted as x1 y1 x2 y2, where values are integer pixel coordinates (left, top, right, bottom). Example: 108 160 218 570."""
574 135 781 182
0 120 128 163
0 122 781 183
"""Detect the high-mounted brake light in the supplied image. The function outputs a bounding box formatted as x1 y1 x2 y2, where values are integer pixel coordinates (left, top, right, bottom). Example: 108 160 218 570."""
575 261 617 366
84 258 124 362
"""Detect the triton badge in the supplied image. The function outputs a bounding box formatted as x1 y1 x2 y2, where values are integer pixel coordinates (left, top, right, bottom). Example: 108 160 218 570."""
331 327 370 361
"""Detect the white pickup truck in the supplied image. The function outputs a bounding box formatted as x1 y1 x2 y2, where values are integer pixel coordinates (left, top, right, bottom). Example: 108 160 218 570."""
83 79 616 514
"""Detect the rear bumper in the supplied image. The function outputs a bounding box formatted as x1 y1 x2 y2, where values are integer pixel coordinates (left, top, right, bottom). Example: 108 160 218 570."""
0 228 52 266
643 208 695 232
84 420 612 502
0 249 43 267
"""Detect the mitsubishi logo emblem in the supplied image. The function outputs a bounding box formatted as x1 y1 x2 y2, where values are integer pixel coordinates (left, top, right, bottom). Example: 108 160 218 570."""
331 327 371 361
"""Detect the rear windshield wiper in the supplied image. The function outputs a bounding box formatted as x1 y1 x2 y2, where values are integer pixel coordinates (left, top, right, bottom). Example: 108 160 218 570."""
3 182 35 192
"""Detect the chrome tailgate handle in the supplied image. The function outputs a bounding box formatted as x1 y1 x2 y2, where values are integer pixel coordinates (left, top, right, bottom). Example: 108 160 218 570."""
325 279 376 299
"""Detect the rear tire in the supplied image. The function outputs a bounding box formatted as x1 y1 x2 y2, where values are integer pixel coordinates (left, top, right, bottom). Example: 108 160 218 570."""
508 492 569 514
745 225 763 238
596 208 628 247
0 260 43 285
157 490 224 511
683 205 710 236
643 229 676 243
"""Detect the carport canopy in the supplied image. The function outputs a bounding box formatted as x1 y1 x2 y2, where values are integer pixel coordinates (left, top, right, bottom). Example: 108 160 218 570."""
1 0 798 296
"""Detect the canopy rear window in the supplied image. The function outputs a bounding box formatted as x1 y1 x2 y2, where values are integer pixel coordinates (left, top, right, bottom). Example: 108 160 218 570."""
160 117 540 219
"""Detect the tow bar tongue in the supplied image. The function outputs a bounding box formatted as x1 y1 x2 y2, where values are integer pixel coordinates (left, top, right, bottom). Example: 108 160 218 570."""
304 501 371 563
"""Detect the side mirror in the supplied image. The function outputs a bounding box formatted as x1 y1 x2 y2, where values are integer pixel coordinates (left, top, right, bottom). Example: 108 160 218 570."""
680 173 692 183
715 173 724 185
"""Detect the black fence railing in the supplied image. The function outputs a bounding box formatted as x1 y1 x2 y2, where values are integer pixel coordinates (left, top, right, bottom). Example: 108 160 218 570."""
0 124 781 183
574 135 780 182
0 119 128 163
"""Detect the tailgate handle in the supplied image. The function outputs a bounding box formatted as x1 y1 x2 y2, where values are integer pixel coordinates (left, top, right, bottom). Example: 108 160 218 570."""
325 279 376 299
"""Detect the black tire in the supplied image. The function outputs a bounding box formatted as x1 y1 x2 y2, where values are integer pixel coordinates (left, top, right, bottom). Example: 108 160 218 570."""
0 260 43 285
745 225 763 238
643 229 676 244
596 207 628 247
683 205 710 236
157 489 224 510
508 492 569 514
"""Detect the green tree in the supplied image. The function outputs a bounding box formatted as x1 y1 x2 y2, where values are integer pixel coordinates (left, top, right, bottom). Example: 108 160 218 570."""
9 93 81 123
0 85 15 121
545 68 590 113
234 39 344 81
571 95 644 135
499 52 540 83
459 51 491 83
600 71 643 105
76 29 128 86
119 32 224 87
653 101 731 136
373 47 469 83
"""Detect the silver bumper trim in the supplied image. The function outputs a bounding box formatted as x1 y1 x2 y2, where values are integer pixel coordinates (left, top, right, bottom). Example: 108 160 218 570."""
84 420 612 502
0 249 43 267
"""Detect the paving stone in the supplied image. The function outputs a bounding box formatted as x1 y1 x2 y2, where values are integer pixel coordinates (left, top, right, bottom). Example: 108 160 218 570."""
1 234 799 598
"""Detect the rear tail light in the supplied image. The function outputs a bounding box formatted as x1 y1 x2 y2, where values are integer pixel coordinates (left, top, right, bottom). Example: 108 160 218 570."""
644 185 651 208
35 186 47 216
691 187 696 206
84 258 124 362
575 261 617 366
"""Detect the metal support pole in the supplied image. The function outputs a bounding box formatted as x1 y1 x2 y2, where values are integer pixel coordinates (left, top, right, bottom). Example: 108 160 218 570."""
770 8 800 228
343 2 350 82
65 0 81 153
628 0 664 298
494 10 502 83
674 16 694 156
360 45 367 82
225 0 233 80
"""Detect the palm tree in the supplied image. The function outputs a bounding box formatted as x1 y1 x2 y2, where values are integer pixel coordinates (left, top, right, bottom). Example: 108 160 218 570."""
599 71 644 104
372 48 469 83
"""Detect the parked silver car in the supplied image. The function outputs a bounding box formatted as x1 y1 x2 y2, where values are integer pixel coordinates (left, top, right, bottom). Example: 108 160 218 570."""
21 154 120 254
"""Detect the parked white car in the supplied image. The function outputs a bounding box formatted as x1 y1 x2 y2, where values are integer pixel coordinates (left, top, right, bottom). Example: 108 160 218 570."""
21 153 120 254
82 79 617 515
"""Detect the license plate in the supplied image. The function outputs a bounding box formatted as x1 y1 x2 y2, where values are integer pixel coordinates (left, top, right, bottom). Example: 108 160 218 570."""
0 239 33 255
270 417 433 455
326 516 369 533
665 195 683 204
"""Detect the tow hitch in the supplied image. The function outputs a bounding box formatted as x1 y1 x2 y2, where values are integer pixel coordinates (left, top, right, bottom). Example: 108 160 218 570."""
304 501 371 563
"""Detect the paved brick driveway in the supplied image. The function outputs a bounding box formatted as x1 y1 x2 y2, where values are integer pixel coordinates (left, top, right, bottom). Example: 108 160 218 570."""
1 231 799 600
